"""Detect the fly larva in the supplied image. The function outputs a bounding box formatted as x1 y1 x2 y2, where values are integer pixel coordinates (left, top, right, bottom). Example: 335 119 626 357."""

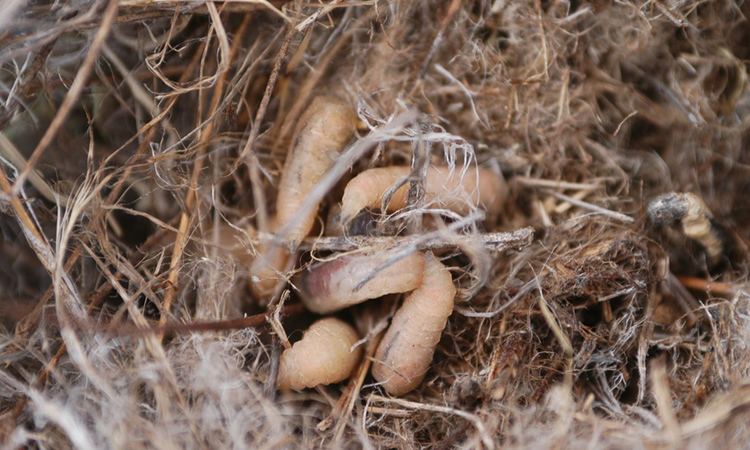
249 96 357 298
647 192 724 265
277 317 362 390
372 252 455 396
339 165 507 223
296 250 425 314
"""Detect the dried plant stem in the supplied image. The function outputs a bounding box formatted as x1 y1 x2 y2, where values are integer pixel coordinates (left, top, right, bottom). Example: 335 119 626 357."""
416 0 461 80
0 133 60 203
678 276 738 297
119 0 290 21
303 228 534 253
516 176 600 190
161 15 250 330
103 303 305 337
650 357 681 442
548 191 634 223
237 27 294 233
535 277 573 357
331 331 384 444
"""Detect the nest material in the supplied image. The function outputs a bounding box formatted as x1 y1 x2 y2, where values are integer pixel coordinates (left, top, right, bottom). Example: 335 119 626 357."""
1 1 750 449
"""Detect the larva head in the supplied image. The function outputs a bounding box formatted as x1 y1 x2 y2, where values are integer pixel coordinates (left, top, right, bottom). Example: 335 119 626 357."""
647 192 691 227
295 251 425 314
339 167 410 224
295 95 358 154
296 257 348 307
339 187 370 225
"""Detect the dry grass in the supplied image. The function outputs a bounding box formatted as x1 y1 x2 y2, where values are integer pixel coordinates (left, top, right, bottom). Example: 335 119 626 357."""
1 1 750 448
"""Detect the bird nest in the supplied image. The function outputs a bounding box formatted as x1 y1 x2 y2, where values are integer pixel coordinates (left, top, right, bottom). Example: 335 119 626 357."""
1 1 749 449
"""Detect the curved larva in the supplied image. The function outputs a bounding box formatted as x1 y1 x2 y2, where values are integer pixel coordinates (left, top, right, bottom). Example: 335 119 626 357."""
277 317 362 390
340 165 507 222
249 96 356 298
647 192 723 263
275 96 357 239
372 252 456 396
297 250 425 314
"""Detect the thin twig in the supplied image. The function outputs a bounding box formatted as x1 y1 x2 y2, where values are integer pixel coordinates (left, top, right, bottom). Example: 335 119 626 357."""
302 227 534 253
331 329 384 444
548 191 634 223
678 276 739 297
516 176 600 190
650 357 681 443
100 303 305 337
236 28 294 233
352 213 487 292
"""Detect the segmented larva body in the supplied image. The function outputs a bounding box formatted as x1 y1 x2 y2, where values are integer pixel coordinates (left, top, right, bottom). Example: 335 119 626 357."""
674 194 723 263
297 250 425 314
340 165 506 222
372 253 456 396
249 96 356 298
275 97 357 240
277 317 362 390
647 192 723 263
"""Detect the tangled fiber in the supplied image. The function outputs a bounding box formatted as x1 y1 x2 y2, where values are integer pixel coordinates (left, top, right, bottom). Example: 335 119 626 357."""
1 1 749 448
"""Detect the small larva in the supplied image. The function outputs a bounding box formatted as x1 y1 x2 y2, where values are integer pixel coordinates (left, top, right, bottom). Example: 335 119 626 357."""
296 249 425 314
249 96 356 298
647 192 724 264
372 252 456 396
277 317 362 390
339 164 507 222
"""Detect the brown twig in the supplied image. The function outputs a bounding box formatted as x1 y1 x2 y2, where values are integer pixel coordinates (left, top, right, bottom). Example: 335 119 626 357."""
102 303 305 338
678 276 738 297
332 329 384 443
416 0 461 80
236 27 295 233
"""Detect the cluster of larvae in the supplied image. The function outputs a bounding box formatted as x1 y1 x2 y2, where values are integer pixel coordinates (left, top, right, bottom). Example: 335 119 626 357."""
244 96 506 396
